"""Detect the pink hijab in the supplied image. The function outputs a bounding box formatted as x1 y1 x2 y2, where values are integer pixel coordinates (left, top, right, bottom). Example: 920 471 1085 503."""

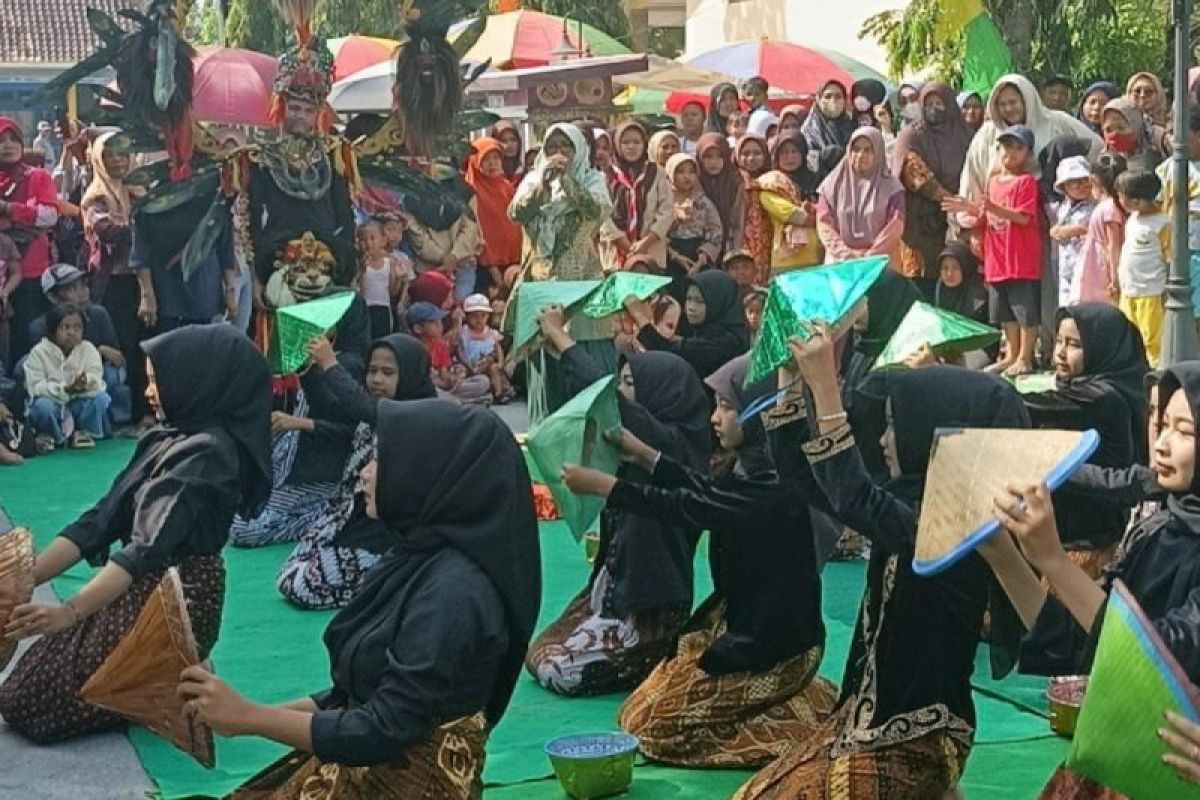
817 127 903 244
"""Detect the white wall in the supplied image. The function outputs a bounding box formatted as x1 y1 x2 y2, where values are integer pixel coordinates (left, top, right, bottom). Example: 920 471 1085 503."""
684 0 907 76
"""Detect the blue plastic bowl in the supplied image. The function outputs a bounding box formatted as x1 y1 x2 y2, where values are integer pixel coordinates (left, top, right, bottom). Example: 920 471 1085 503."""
544 732 639 799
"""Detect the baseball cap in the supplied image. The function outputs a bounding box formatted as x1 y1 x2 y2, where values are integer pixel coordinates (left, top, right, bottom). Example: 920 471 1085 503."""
405 301 448 327
40 263 86 297
1055 155 1093 191
997 124 1035 151
723 248 755 266
462 293 492 314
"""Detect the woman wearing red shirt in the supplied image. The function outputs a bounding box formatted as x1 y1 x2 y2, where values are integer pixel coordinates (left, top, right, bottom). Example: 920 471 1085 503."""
0 117 60 363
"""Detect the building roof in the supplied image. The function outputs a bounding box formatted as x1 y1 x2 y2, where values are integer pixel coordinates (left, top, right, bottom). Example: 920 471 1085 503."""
0 0 139 65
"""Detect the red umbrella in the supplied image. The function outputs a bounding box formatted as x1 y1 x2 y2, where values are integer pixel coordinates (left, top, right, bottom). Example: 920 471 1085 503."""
327 35 400 82
192 48 278 127
685 39 891 98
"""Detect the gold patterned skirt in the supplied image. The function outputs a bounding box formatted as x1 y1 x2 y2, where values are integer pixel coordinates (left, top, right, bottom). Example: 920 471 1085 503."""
228 714 487 800
732 706 970 800
618 601 837 768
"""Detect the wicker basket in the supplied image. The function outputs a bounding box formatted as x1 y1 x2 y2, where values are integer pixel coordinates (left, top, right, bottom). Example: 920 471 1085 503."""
0 529 35 671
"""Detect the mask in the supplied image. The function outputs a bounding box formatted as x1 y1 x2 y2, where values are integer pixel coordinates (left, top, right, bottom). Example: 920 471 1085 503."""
901 103 922 123
1104 131 1139 155
924 107 946 126
820 99 846 118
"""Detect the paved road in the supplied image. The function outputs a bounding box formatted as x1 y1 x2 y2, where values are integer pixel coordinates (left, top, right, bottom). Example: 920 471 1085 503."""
0 401 529 800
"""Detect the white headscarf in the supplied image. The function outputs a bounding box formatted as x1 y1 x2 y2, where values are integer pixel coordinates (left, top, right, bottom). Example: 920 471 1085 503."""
959 74 1101 200
511 122 611 258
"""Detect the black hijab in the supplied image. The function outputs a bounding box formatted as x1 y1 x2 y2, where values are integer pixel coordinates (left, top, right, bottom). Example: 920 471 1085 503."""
934 242 987 322
623 351 712 473
142 324 272 517
853 366 1031 501
707 82 739 135
769 132 818 199
704 353 776 475
858 269 923 358
1076 81 1121 134
689 270 749 340
1055 305 1150 460
370 333 437 401
1153 364 1200 530
324 400 541 726
800 80 857 160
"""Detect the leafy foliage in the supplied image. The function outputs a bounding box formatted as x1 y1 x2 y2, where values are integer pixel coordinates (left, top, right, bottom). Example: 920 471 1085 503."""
519 0 631 48
863 0 1173 88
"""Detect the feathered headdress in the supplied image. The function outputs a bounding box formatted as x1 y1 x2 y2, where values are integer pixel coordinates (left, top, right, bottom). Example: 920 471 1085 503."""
268 0 336 131
39 0 197 180
393 0 488 154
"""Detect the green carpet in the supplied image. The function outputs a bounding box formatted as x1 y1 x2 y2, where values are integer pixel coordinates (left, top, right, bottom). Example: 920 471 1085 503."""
2 441 1067 799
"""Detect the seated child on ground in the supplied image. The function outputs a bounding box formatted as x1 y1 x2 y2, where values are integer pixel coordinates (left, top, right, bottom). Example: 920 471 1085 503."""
405 301 491 404
457 293 514 404
31 264 130 427
23 304 109 451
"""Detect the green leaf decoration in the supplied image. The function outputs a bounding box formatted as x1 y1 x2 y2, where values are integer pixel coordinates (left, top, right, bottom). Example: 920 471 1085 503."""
746 256 888 384
273 292 357 375
581 272 671 320
526 375 622 540
873 302 1000 369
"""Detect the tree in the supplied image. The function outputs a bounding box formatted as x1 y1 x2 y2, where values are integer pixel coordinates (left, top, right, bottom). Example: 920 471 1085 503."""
862 0 1171 89
188 0 406 52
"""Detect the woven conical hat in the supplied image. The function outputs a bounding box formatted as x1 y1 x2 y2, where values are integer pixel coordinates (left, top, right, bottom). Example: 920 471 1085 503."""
0 528 34 671
81 568 215 768
914 428 1098 576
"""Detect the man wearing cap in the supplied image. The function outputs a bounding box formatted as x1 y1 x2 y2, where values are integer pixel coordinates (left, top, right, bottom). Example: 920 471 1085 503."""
31 122 56 169
27 264 131 427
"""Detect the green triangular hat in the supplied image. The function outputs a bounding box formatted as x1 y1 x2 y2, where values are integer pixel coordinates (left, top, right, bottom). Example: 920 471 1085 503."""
581 272 672 319
746 256 888 384
526 375 622 540
507 280 602 362
1067 580 1200 799
873 302 1000 369
273 292 356 374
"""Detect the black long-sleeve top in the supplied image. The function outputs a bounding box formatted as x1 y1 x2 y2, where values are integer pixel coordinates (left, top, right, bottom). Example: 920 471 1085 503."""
309 548 508 766
607 423 824 675
557 345 703 616
1020 509 1200 679
282 355 363 487
60 430 242 580
799 422 995 755
635 323 748 380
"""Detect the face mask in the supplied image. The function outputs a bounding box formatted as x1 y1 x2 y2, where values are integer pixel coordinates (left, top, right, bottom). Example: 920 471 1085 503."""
924 107 946 126
820 99 846 118
1105 131 1139 155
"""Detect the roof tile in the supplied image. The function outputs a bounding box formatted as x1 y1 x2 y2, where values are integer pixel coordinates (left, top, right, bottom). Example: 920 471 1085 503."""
0 0 140 65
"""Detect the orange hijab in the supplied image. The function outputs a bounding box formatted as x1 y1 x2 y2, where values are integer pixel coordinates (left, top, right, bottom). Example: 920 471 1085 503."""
465 137 522 267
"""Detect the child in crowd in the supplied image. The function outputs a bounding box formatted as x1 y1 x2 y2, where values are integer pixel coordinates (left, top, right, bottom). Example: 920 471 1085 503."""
726 112 749 147
1050 156 1096 307
743 288 767 340
457 293 514 404
1071 153 1127 305
1157 104 1200 319
24 304 109 451
405 301 491 404
724 249 758 301
376 211 413 262
947 124 1043 377
1115 169 1170 366
31 264 130 428
354 220 412 340
665 154 724 277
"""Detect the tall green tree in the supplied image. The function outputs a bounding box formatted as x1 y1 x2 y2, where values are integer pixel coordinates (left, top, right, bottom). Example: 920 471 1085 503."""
189 0 407 52
862 0 1171 88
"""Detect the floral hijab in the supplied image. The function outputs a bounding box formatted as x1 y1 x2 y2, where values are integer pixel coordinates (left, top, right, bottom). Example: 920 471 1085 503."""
512 123 610 258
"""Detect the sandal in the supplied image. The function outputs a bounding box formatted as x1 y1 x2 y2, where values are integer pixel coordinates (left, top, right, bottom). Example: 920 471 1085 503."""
34 435 55 455
70 431 95 449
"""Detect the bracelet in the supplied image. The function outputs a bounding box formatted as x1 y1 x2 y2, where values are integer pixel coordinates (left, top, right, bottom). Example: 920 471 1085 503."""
65 598 82 625
817 411 848 424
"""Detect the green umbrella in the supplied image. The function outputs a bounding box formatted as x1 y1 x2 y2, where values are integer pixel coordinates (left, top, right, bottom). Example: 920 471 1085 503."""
1068 580 1200 800
273 292 356 375
507 280 603 362
526 375 622 540
746 256 888 384
581 272 672 320
873 302 1000 369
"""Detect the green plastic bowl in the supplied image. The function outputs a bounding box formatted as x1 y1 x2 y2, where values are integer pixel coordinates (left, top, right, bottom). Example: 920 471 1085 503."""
545 732 639 799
